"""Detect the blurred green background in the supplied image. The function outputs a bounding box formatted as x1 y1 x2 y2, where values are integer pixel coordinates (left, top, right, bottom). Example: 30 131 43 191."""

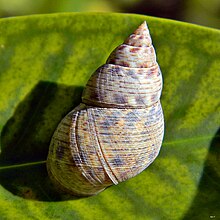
0 0 219 29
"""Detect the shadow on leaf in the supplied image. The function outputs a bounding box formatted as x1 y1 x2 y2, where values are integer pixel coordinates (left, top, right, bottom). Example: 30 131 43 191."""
183 128 220 220
0 80 84 201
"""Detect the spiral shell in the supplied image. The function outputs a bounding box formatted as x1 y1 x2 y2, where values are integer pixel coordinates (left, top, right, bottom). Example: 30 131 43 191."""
47 21 164 196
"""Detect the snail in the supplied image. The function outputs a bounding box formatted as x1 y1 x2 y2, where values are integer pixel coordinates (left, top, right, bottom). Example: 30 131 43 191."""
47 21 164 197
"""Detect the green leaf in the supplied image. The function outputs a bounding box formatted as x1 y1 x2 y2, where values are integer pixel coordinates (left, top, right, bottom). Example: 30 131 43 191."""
0 12 219 220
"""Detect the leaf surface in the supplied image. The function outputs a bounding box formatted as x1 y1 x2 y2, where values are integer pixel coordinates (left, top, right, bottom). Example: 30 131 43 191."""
0 12 219 220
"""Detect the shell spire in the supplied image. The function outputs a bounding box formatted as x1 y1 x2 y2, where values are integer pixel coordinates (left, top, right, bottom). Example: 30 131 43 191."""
125 21 152 47
82 21 161 108
47 21 164 197
106 21 155 68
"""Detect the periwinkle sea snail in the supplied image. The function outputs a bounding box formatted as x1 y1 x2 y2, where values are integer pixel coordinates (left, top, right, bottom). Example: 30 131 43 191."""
47 21 164 196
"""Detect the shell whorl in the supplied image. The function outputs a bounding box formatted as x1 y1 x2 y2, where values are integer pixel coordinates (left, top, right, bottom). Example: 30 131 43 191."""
47 21 164 197
82 21 162 108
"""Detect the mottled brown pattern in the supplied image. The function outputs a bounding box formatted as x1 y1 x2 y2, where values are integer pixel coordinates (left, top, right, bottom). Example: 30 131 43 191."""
106 44 156 68
125 34 152 47
82 63 162 108
130 47 142 53
47 21 164 196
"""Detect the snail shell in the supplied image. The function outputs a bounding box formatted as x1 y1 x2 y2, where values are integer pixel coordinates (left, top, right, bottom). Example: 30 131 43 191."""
47 21 164 196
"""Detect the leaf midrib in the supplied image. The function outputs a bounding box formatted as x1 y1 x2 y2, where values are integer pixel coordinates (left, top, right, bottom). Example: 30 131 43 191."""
0 135 217 171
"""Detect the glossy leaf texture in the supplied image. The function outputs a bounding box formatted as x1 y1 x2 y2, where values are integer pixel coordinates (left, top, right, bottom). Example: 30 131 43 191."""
0 12 219 220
